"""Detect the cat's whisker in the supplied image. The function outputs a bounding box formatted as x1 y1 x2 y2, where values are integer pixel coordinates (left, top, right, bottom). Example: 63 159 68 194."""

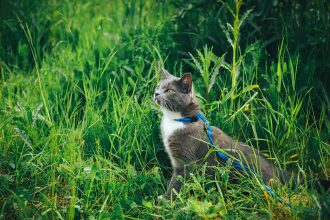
164 99 175 112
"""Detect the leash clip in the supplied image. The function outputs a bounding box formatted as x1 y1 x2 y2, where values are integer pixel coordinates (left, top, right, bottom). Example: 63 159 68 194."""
203 121 209 130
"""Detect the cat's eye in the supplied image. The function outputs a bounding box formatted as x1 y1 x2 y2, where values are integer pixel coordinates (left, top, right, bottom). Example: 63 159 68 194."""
165 89 175 93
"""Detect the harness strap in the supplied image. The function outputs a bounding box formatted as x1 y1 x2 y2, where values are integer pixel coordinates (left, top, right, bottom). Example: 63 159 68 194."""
176 112 254 174
175 112 318 214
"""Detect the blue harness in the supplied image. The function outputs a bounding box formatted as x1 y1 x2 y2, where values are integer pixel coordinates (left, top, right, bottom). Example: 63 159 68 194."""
175 112 318 214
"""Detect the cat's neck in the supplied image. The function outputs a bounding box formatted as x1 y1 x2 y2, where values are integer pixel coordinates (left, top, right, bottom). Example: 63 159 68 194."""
181 103 201 117
162 107 200 119
161 109 183 120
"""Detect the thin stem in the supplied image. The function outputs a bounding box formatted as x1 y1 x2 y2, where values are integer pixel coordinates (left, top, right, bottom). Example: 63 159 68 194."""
231 0 242 108
19 18 52 124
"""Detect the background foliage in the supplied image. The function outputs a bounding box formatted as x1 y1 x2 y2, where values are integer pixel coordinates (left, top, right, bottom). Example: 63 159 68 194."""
0 0 329 219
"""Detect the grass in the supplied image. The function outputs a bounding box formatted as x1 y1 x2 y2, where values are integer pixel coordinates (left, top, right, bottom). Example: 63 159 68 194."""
1 0 329 219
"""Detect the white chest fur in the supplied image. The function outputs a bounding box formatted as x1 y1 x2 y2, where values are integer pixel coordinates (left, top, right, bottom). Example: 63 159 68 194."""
160 109 186 167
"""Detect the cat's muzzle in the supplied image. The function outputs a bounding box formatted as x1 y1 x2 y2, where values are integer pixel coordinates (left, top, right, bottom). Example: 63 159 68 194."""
153 92 160 102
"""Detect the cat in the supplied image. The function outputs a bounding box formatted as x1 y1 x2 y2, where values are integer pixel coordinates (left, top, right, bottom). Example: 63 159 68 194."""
153 68 329 199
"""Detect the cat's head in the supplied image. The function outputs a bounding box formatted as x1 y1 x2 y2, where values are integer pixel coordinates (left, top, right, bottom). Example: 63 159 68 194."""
153 68 200 116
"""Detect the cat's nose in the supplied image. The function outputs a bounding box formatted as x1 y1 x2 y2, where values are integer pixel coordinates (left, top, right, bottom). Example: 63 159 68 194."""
153 92 160 100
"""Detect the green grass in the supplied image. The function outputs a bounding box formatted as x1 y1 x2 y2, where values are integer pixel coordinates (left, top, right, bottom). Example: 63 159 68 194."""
1 0 329 219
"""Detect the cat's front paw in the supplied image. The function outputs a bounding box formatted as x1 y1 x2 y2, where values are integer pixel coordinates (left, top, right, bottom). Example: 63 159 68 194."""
158 193 170 201
161 190 177 201
157 195 165 200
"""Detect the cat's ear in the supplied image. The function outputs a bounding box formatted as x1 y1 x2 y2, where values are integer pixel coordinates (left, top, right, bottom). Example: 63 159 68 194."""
179 73 192 93
160 68 171 79
157 61 171 79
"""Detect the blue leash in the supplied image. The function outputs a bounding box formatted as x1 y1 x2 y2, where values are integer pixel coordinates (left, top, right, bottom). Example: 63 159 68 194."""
175 112 318 214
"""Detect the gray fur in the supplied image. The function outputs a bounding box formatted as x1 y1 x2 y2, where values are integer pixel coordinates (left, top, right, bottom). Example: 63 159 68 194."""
154 69 292 199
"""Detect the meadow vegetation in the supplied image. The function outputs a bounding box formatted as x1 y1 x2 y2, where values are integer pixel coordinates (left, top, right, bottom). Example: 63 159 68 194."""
0 0 329 219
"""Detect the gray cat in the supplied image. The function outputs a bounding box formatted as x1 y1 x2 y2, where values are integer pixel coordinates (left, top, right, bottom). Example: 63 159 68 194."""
153 68 328 199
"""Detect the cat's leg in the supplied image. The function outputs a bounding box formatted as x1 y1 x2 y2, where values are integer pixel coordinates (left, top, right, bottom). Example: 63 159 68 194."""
163 166 190 200
163 167 184 199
